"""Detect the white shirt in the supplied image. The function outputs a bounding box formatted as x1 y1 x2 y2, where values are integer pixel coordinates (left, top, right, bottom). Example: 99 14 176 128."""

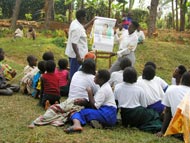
135 30 145 41
94 82 117 109
114 82 147 108
65 19 88 58
162 85 190 116
138 76 168 91
117 31 138 58
68 71 99 100
15 28 23 38
137 77 165 106
109 70 123 88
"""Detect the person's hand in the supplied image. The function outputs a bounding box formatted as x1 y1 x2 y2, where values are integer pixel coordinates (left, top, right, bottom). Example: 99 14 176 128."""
76 56 83 65
9 70 17 78
74 98 88 106
110 52 117 57
155 131 164 137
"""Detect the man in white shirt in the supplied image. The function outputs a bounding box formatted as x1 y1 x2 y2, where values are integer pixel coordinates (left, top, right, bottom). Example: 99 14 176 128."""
65 9 94 79
110 21 139 73
156 71 190 137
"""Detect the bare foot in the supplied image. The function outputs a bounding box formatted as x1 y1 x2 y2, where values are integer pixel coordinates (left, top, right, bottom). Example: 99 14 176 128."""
28 123 35 129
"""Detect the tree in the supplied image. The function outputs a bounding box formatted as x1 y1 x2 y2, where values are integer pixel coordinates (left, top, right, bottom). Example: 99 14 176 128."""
11 0 22 30
147 0 159 37
176 0 179 31
179 0 187 31
44 0 55 29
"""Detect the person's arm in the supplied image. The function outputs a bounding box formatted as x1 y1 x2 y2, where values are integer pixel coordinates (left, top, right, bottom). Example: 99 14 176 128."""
156 107 172 137
72 43 83 64
86 87 96 109
84 18 95 30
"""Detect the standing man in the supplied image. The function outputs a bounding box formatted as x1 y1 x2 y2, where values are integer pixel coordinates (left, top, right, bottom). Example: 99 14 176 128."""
65 9 94 79
110 21 139 73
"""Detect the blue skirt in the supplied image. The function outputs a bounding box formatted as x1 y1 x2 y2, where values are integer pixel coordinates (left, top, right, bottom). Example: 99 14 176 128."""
71 105 117 127
147 100 165 114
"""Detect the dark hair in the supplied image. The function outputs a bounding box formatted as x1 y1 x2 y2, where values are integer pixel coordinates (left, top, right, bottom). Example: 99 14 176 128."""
131 21 139 29
58 58 68 70
76 9 86 20
142 65 155 80
145 61 156 69
97 69 110 83
178 65 187 75
120 57 132 70
42 51 54 61
81 59 96 75
181 71 190 86
45 60 56 73
38 61 46 73
27 55 37 66
0 48 5 61
123 67 137 83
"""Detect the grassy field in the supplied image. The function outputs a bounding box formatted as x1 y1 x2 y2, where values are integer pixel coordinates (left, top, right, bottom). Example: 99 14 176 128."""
0 31 189 143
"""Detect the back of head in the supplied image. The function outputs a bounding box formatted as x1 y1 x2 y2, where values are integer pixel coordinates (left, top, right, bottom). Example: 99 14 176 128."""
81 59 96 75
145 61 156 69
123 67 137 83
0 48 4 61
27 55 37 66
97 69 110 83
38 60 46 73
142 65 155 80
76 9 86 20
42 51 54 61
178 65 187 75
45 60 56 73
58 58 68 70
181 71 190 86
120 57 132 70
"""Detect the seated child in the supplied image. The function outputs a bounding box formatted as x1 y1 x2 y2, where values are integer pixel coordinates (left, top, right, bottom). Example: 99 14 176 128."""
64 69 117 133
41 60 60 110
20 55 38 95
27 26 36 40
0 48 19 95
55 58 70 96
32 60 46 98
14 25 23 38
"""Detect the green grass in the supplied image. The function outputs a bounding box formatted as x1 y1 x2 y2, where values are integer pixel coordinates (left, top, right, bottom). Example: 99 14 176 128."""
0 33 189 143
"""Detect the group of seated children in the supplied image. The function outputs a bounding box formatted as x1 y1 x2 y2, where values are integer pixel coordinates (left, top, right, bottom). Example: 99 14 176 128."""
14 25 36 40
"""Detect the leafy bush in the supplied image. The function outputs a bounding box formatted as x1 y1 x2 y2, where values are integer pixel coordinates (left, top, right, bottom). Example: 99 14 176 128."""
52 37 66 48
0 28 12 38
25 13 32 21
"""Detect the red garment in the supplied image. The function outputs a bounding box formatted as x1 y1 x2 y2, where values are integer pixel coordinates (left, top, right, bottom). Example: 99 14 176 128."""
42 73 60 96
54 68 69 87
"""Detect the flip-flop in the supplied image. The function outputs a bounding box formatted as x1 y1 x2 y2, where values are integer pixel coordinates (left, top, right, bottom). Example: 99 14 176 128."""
64 127 82 134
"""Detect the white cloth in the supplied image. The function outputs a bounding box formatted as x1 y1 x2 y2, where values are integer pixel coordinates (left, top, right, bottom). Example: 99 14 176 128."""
65 19 88 58
138 76 168 91
117 31 138 58
94 82 117 109
162 85 190 116
68 71 99 100
137 77 165 106
15 28 23 38
114 82 147 108
135 30 145 41
109 70 123 88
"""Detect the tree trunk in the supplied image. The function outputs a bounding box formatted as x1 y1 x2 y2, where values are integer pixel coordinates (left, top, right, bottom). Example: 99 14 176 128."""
179 0 186 31
10 0 22 30
68 3 73 24
147 0 159 38
44 0 54 29
81 0 84 9
171 0 175 29
108 0 112 18
176 0 179 31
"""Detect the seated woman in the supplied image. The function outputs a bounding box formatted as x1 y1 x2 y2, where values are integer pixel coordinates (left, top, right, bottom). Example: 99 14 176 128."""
114 67 162 132
137 65 165 115
64 69 117 133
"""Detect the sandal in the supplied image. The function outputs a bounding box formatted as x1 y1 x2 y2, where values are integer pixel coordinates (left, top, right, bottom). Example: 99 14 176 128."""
64 127 82 134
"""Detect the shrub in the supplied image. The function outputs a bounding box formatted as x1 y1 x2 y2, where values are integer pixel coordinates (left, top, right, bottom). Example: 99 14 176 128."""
52 37 66 48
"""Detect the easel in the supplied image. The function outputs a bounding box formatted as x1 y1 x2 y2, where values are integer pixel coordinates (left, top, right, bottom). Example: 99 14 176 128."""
95 50 116 68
